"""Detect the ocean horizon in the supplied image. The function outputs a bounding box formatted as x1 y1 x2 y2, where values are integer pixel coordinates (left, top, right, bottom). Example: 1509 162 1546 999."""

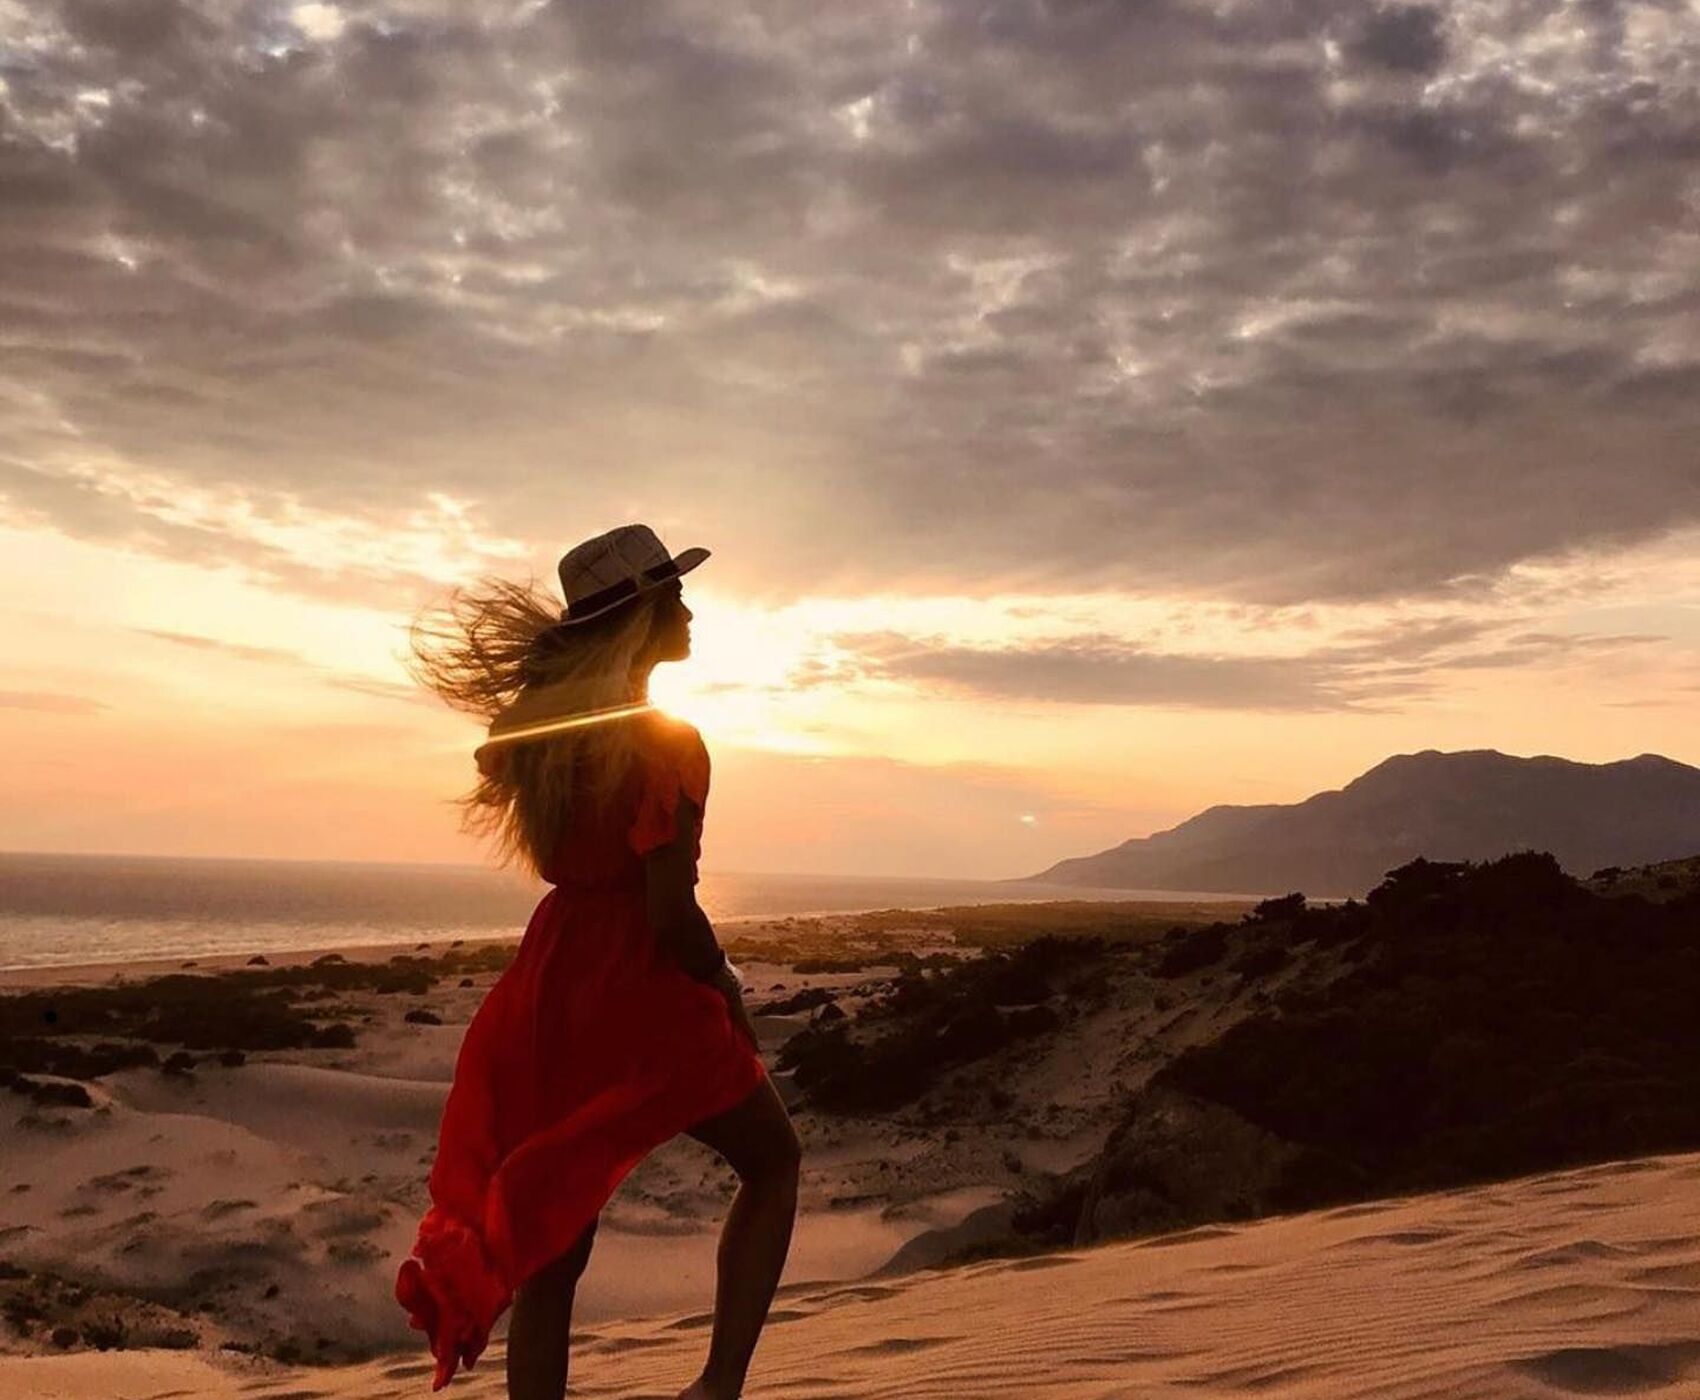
0 850 1252 971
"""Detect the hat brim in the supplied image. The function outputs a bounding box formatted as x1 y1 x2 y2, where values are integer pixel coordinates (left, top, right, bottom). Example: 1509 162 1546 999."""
551 546 710 628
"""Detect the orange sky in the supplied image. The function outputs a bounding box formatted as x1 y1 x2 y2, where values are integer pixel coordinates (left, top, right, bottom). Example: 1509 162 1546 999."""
3 519 1696 878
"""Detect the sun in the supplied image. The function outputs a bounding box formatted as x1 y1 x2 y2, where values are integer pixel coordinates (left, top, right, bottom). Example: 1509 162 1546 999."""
645 590 836 754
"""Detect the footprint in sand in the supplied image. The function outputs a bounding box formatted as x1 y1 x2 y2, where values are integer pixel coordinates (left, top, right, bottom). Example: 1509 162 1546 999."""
1334 1227 1457 1247
1518 1240 1641 1269
1622 1236 1698 1257
1578 1157 1669 1179
86 1164 164 1193
1318 1201 1399 1220
1005 1253 1080 1271
803 1283 902 1306
586 1335 674 1354
1628 1261 1700 1289
1189 1360 1323 1389
380 1360 439 1381
664 1311 714 1331
1509 1340 1700 1393
246 1391 335 1400
1505 1281 1645 1310
838 1335 954 1356
1061 1346 1195 1367
1134 1225 1240 1249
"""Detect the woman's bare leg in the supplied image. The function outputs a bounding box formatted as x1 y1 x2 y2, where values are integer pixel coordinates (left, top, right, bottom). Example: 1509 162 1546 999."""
506 1214 599 1400
676 1074 802 1400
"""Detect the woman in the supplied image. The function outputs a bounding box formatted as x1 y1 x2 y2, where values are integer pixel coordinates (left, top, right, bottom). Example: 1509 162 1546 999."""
394 524 802 1400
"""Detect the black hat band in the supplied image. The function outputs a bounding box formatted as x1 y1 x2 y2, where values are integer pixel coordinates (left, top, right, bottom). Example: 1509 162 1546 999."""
561 557 682 622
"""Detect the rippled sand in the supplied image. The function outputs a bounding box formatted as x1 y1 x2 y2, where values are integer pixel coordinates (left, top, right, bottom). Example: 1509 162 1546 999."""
7 1148 1698 1399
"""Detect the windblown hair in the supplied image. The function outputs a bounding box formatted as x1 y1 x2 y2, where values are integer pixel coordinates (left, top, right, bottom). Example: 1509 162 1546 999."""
407 576 665 878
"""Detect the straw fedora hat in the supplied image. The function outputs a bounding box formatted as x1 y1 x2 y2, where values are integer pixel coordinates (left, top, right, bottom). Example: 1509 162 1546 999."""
554 524 709 627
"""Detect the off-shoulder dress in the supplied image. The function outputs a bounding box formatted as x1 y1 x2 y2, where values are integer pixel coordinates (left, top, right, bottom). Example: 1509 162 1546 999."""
394 709 767 1390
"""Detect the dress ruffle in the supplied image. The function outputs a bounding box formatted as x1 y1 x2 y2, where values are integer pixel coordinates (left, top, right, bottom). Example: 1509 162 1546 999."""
394 1041 766 1389
395 1208 512 1390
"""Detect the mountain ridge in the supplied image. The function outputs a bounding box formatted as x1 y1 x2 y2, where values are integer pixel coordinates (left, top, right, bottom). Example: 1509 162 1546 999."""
1012 748 1700 898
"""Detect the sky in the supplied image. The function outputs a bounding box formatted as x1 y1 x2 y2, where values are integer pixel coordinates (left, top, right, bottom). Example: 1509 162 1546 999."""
1 0 1697 880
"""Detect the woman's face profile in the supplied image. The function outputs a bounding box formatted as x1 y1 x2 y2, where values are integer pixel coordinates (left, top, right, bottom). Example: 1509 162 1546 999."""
648 583 692 663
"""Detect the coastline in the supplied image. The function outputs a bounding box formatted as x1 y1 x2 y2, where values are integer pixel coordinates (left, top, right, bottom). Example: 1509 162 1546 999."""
0 846 1252 974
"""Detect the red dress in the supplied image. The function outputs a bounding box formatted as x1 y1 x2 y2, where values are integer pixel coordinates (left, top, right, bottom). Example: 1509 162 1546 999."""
394 710 768 1390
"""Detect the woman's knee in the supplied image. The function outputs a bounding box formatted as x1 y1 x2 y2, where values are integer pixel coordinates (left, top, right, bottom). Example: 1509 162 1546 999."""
687 1076 802 1185
751 1122 803 1186
522 1217 598 1294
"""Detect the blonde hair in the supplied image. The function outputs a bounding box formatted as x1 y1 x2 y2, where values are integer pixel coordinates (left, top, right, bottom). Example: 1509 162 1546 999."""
407 575 669 877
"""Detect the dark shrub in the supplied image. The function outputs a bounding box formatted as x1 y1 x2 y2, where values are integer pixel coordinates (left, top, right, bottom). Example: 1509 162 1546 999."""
1156 926 1228 977
310 1023 357 1049
753 987 837 1016
1231 940 1290 979
1156 851 1700 1198
1249 893 1306 922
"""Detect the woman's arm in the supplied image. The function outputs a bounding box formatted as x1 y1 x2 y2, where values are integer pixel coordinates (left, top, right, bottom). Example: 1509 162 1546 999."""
642 793 759 1050
643 793 728 980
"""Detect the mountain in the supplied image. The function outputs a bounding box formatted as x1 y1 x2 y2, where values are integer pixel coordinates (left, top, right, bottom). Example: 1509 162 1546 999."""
1013 749 1700 898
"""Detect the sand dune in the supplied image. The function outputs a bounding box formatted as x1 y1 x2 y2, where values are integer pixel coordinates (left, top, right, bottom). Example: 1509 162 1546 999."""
6 1147 1698 1398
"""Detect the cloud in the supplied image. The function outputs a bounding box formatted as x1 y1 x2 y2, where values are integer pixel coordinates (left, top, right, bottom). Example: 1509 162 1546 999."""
828 616 1667 712
135 628 308 667
1345 4 1449 75
0 0 1695 610
131 625 433 706
0 689 108 715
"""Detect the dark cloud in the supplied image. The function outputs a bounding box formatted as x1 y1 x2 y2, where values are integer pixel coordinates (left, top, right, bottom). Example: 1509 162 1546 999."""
827 617 1668 712
0 689 109 715
1345 5 1449 75
1 0 1696 610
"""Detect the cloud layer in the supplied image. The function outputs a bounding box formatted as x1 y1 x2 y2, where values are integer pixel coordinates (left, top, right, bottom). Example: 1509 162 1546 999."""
830 615 1665 712
2 0 1697 611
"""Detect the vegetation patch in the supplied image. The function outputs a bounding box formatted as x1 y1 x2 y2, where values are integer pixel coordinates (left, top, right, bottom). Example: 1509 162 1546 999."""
776 933 1110 1112
1000 852 1700 1257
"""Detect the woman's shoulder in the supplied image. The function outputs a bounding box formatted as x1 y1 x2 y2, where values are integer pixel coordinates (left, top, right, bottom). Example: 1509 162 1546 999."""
636 706 705 753
634 707 710 801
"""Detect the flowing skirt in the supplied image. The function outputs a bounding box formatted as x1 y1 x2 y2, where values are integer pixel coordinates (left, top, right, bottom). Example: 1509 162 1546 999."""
394 883 768 1390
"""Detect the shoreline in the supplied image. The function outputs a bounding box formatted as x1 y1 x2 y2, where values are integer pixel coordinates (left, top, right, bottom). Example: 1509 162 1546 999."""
0 895 1253 981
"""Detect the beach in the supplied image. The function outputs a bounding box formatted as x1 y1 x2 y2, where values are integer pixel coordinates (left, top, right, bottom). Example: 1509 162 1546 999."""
5 896 1699 1398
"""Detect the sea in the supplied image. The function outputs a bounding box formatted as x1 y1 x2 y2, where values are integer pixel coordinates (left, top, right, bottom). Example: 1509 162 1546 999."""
0 851 1243 971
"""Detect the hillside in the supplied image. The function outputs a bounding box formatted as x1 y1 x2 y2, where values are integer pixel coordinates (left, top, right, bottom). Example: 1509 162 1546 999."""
1015 748 1700 897
777 849 1700 1268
